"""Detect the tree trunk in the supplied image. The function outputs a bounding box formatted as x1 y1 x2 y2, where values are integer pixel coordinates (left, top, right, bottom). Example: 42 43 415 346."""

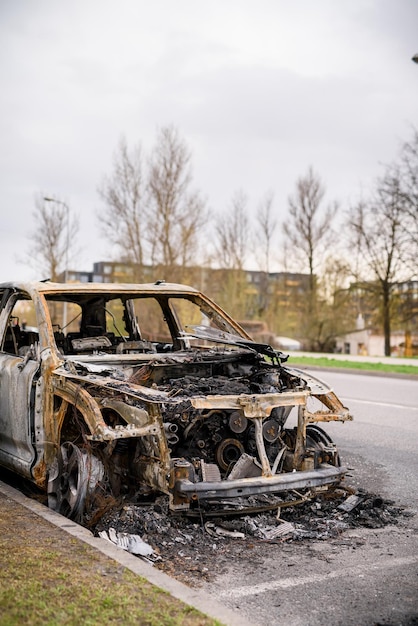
382 283 391 357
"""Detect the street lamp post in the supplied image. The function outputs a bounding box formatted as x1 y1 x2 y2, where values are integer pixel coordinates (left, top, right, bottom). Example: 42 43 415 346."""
43 197 70 329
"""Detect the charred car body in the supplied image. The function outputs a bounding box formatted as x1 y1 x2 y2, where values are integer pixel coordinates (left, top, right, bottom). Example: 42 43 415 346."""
0 281 352 521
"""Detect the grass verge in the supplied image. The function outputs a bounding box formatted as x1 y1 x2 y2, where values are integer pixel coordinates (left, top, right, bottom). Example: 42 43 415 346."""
0 494 222 626
287 355 418 376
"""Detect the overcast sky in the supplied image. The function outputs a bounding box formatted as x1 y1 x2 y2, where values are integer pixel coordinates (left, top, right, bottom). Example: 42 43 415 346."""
1 0 417 283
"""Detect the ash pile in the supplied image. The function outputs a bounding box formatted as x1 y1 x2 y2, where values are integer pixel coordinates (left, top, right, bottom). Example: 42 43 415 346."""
93 486 413 583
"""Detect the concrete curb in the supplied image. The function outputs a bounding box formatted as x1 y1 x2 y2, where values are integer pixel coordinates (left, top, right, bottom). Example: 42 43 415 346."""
0 481 253 626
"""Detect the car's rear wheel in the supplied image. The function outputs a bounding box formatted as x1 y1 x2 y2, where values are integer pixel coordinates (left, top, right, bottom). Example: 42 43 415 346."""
47 441 104 521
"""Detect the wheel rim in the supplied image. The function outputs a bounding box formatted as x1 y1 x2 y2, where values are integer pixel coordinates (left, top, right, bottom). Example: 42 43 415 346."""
47 442 104 521
306 424 341 467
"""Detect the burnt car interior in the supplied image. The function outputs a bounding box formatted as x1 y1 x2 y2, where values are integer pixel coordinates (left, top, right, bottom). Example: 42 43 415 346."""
1 306 38 356
43 292 263 356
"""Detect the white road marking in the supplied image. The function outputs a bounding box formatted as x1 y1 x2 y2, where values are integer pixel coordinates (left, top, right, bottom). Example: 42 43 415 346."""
344 397 418 410
218 555 418 598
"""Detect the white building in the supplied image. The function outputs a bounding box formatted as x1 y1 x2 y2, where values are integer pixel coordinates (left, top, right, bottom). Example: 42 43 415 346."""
335 328 412 357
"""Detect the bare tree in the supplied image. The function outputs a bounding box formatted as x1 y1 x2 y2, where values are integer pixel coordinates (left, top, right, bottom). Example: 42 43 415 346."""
147 126 207 278
398 127 418 264
254 191 277 317
215 190 250 271
255 190 277 273
213 190 252 319
283 167 338 349
27 194 78 281
313 255 353 351
98 137 145 279
348 171 408 356
284 167 338 297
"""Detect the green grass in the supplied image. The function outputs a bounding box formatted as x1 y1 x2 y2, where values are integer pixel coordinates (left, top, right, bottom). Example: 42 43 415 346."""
287 355 418 376
0 495 223 626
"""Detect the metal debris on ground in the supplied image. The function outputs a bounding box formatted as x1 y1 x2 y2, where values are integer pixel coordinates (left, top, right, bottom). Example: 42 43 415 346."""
259 520 296 540
204 522 245 538
91 486 413 584
337 494 363 512
98 527 160 563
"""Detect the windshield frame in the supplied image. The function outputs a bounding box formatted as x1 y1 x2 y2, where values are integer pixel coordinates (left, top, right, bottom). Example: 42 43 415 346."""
41 290 251 356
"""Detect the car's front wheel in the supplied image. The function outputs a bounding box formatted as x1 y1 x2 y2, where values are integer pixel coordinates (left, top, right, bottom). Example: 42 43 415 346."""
47 441 104 522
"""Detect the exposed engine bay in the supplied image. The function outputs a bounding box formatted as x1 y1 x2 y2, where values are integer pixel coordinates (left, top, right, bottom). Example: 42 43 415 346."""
57 337 350 516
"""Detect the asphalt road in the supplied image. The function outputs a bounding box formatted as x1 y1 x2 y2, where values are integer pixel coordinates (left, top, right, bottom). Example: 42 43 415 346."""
323 371 418 502
203 371 418 626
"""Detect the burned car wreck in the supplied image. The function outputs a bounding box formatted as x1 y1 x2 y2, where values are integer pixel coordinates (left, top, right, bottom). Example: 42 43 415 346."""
0 281 352 522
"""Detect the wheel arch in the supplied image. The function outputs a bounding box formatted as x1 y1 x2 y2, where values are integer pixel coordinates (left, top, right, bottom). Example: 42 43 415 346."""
45 378 106 464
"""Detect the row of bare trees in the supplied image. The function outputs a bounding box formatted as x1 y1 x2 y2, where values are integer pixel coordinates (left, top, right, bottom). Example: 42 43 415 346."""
346 129 418 355
28 125 418 354
281 130 418 355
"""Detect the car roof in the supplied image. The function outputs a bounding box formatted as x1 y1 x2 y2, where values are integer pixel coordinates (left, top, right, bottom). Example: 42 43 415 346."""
0 281 200 297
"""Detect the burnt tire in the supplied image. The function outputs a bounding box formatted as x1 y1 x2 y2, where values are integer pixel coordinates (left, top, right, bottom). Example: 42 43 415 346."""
47 441 104 521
